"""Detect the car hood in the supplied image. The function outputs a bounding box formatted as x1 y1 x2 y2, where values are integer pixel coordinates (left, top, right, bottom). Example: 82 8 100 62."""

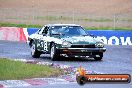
61 36 100 44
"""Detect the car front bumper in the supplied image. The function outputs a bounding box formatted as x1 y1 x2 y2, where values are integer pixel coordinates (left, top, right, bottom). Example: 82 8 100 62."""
58 48 106 58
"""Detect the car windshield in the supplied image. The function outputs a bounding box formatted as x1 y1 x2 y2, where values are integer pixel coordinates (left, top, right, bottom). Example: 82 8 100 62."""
50 26 87 36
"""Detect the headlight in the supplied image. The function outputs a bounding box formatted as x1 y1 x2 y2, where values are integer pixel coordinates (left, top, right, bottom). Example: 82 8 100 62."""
62 41 72 47
95 42 104 48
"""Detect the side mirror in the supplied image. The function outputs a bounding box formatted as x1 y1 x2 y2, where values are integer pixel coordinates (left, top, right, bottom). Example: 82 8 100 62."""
43 34 46 36
90 34 95 38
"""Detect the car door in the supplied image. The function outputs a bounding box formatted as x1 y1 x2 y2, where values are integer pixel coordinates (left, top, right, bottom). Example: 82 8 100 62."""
36 26 49 52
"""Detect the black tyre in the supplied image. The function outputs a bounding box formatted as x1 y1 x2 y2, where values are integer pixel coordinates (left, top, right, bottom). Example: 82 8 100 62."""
50 43 60 61
76 76 86 85
30 41 41 58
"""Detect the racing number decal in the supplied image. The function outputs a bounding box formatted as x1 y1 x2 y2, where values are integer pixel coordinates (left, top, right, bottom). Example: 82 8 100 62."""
44 41 48 51
37 40 40 47
40 41 44 48
37 40 48 51
37 40 43 49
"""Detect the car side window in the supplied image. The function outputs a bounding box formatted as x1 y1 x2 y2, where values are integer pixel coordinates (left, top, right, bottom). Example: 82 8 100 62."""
38 26 45 35
42 26 49 36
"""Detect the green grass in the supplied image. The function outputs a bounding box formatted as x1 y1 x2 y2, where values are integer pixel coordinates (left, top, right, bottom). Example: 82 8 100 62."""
121 19 132 22
35 16 71 21
0 58 63 80
0 22 42 28
0 22 132 30
85 27 132 30
77 18 113 22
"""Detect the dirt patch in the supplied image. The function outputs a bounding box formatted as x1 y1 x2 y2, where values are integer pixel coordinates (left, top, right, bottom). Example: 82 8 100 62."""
0 0 132 27
1 0 132 15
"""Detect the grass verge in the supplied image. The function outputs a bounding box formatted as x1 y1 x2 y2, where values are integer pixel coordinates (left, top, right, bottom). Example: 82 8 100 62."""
0 22 41 28
86 27 132 30
0 58 63 80
0 22 132 30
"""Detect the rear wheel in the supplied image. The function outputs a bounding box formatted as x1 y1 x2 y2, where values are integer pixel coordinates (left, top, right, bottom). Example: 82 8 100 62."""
50 44 60 61
30 41 41 58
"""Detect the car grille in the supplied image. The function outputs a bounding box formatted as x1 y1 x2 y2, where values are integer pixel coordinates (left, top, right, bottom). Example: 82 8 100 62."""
71 44 95 48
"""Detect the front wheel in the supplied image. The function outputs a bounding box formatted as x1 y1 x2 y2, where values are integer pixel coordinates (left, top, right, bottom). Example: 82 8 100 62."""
50 44 60 61
30 41 41 58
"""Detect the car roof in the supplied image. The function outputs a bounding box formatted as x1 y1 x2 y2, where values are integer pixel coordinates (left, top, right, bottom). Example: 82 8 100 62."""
45 24 80 27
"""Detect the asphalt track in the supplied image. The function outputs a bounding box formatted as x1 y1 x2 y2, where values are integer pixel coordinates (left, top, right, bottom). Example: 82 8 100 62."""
0 40 132 88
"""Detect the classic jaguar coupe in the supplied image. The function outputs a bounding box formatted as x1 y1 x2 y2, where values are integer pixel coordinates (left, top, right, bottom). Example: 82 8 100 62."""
27 24 106 61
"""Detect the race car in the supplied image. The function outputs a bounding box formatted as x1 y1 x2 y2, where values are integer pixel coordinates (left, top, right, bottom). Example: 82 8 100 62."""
27 24 106 61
